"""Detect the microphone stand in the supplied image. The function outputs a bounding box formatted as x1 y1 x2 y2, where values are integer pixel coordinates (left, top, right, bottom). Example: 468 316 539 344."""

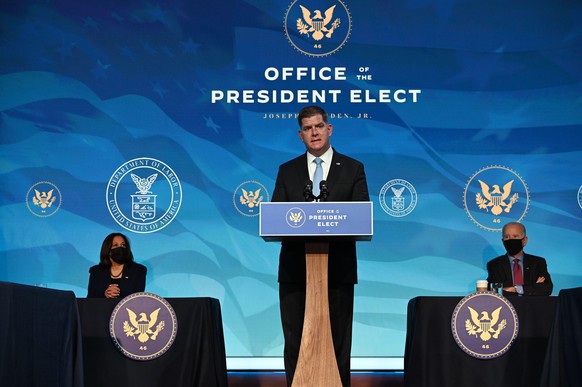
318 180 329 202
304 180 315 202
304 180 329 202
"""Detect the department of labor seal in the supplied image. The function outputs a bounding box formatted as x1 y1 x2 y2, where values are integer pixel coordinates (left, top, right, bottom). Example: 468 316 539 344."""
284 0 351 57
106 157 182 233
578 185 582 210
463 165 529 232
379 179 417 217
110 292 178 361
26 181 62 217
451 292 519 359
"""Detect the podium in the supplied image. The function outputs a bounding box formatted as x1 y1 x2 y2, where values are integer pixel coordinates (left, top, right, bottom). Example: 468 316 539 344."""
260 202 373 387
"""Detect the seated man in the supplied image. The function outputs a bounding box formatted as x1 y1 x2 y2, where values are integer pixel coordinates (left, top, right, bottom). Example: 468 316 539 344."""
487 222 553 296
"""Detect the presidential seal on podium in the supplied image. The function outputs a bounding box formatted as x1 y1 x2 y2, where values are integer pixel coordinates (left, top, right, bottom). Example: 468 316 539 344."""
451 291 519 359
110 292 178 361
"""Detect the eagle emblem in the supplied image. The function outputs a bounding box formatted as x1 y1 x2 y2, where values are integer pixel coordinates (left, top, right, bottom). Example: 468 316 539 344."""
32 189 56 210
465 306 507 341
297 5 341 41
476 179 518 216
391 186 405 198
123 307 165 343
289 211 303 224
131 173 158 194
239 188 263 208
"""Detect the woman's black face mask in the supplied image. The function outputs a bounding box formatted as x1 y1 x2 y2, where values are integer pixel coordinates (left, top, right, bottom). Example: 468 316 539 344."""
110 247 129 264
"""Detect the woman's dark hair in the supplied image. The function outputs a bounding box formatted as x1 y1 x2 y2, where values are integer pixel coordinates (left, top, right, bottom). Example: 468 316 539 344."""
99 232 135 266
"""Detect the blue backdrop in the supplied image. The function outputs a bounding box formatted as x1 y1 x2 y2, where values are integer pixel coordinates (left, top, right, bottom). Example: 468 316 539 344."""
1 0 581 363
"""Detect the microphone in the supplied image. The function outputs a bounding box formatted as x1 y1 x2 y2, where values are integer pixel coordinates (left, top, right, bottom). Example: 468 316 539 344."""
303 180 314 201
319 180 329 201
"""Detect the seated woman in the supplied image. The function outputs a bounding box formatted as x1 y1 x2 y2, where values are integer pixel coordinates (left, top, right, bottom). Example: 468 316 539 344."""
87 232 147 298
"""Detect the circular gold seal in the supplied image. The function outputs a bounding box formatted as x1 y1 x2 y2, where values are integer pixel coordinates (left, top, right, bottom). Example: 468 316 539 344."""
451 292 519 359
233 180 270 217
109 292 178 361
26 181 62 217
463 165 529 231
284 0 351 57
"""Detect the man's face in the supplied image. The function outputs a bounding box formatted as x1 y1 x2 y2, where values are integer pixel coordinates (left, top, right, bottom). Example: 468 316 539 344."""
298 114 332 157
502 224 528 246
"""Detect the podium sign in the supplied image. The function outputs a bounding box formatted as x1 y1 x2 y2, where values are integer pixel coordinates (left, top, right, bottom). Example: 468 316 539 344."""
259 201 373 240
260 201 373 387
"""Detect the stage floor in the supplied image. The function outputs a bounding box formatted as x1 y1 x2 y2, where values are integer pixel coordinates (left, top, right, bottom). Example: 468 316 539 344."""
228 371 404 387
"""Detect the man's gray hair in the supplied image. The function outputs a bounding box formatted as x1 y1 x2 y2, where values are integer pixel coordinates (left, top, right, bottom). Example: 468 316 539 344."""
502 222 526 236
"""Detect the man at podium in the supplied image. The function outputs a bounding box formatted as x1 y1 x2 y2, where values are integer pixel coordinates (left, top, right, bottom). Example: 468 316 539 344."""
272 105 370 387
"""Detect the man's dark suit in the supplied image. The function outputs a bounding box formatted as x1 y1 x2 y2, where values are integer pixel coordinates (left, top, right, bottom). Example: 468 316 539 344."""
487 253 553 296
272 149 369 387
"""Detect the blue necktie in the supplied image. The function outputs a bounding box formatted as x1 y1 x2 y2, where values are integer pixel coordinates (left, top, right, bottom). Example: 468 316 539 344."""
313 157 323 197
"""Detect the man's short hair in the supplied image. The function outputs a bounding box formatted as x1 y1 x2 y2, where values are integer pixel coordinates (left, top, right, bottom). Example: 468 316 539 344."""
297 105 328 127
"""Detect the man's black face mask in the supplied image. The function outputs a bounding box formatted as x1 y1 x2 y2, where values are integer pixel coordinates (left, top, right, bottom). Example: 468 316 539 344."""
503 238 524 256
